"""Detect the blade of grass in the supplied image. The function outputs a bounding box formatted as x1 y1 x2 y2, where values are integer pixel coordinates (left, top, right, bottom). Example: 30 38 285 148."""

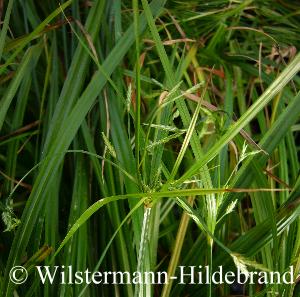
0 0 14 61
0 44 42 131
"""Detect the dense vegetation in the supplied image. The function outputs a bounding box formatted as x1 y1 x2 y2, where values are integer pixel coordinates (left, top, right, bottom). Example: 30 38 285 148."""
0 1 300 296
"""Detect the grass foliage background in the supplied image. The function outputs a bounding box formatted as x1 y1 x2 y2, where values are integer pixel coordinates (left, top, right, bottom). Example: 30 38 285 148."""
0 0 300 296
